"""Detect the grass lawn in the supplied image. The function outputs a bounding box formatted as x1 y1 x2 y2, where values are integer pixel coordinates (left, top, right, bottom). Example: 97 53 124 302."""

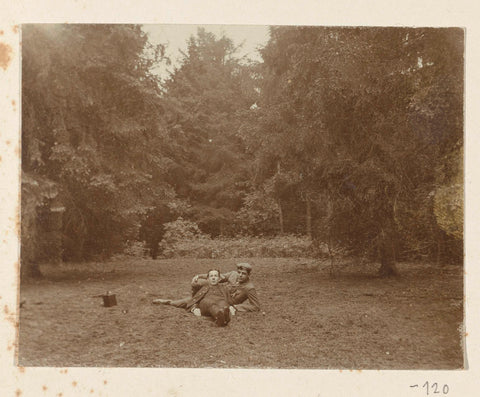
18 257 464 368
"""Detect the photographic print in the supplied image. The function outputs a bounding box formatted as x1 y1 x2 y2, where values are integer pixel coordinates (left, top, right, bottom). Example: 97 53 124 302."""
18 24 464 369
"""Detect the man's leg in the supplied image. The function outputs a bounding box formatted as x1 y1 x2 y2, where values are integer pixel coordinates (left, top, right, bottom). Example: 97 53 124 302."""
198 299 214 316
169 297 189 308
152 296 189 308
198 299 230 326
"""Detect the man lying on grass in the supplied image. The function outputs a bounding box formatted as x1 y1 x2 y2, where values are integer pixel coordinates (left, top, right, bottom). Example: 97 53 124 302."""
153 262 260 312
185 269 235 327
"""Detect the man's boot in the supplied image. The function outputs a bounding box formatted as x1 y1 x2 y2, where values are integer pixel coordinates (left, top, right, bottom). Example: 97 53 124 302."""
215 307 230 326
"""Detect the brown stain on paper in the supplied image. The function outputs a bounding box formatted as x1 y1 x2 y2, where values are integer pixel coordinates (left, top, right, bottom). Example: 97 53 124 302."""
4 301 19 332
13 25 18 34
0 42 12 70
7 339 18 351
14 204 21 235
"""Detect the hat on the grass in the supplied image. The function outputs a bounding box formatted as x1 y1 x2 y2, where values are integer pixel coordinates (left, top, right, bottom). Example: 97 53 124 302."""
236 262 252 273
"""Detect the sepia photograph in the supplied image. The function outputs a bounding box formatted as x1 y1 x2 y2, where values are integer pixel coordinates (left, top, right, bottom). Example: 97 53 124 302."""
17 23 464 370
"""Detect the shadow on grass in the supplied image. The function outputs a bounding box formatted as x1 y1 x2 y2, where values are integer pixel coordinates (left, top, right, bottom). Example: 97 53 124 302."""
24 262 127 283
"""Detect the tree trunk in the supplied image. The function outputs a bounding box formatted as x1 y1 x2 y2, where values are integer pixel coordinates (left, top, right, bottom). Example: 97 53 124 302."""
327 239 336 277
150 241 159 259
306 195 312 239
277 199 284 235
436 230 444 266
275 161 285 234
378 257 398 277
378 228 398 277
21 261 43 280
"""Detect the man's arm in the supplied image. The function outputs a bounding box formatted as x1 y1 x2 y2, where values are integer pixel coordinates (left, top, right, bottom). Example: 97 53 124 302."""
219 271 234 282
193 273 208 281
186 285 208 310
234 288 260 312
222 284 235 306
193 271 229 282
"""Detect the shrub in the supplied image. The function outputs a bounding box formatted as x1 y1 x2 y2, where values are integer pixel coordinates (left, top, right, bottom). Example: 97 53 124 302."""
162 217 209 242
160 234 315 258
123 240 146 257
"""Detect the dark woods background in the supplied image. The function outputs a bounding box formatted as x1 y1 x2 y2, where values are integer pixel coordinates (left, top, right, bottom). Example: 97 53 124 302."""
21 25 463 278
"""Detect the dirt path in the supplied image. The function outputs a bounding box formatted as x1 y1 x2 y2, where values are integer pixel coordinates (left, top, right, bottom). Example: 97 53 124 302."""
18 258 464 368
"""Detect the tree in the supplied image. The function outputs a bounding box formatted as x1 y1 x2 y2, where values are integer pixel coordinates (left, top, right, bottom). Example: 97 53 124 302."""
243 27 463 273
21 24 172 275
160 28 259 236
139 203 175 259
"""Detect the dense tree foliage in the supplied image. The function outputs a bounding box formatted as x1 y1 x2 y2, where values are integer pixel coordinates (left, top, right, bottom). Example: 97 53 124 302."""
241 27 463 271
22 24 172 275
159 28 259 236
21 26 259 273
22 25 463 277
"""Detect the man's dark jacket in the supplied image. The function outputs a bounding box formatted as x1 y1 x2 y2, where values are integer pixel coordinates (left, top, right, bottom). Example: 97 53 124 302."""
185 284 233 311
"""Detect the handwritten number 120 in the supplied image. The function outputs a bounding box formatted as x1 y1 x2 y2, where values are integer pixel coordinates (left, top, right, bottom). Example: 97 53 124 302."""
423 382 449 395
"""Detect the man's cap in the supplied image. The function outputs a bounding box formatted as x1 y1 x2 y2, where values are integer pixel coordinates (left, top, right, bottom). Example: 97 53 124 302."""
236 262 252 272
